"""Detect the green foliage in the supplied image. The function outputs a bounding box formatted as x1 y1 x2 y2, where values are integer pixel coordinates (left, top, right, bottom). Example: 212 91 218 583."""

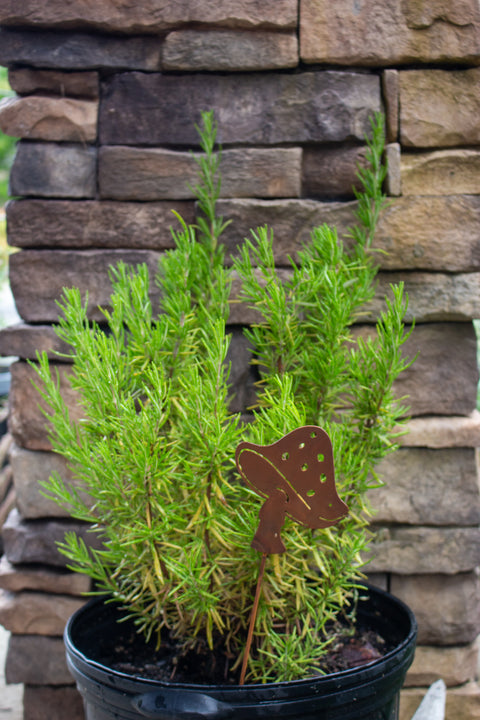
33 111 413 683
0 67 17 205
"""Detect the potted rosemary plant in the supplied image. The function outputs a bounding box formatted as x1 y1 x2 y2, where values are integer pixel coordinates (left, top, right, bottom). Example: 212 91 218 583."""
34 111 416 719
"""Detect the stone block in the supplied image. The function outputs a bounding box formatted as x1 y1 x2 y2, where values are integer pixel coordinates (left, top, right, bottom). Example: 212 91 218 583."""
385 143 401 196
0 28 162 71
0 556 91 595
401 412 480 449
401 682 480 720
401 150 480 196
163 30 298 71
371 271 480 323
366 527 480 575
399 68 480 147
405 642 479 687
9 68 99 98
0 589 84 635
0 1 298 32
8 361 81 451
10 443 90 519
371 448 480 526
24 685 84 720
375 196 480 272
2 508 102 567
10 142 96 199
6 634 74 684
300 0 480 66
391 573 480 645
382 69 399 142
302 146 366 199
0 323 70 360
99 147 302 201
0 95 98 142
99 71 380 146
9 248 162 324
6 199 194 249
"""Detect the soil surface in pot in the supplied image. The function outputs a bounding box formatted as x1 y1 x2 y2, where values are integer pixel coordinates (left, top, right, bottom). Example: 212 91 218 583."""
94 621 390 685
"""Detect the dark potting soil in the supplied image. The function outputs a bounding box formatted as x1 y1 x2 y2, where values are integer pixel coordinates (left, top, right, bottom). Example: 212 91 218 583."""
94 622 389 685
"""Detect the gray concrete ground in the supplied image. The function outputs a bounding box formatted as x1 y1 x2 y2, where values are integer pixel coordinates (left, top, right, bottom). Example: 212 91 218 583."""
0 623 22 720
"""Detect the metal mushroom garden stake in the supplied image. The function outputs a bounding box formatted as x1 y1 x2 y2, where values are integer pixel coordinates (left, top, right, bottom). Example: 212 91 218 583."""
236 426 348 684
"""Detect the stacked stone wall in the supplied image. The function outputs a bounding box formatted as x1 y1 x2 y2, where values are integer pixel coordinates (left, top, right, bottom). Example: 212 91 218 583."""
0 2 479 718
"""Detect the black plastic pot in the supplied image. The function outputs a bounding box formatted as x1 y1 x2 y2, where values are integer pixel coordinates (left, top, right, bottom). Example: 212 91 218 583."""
65 586 416 720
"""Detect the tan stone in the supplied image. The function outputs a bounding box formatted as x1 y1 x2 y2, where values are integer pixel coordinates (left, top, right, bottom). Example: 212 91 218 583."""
163 30 298 71
371 448 480 526
0 589 84 635
6 634 74 684
0 1 298 32
9 67 99 98
382 69 399 142
9 248 162 325
0 95 97 142
99 147 302 201
0 556 91 595
399 68 480 147
9 361 81 451
366 527 480 575
6 198 194 249
405 642 479 687
400 412 480 449
391 573 480 644
10 142 96 199
300 0 480 66
371 271 480 323
401 150 480 196
375 196 480 272
401 682 480 720
385 143 401 196
23 685 84 720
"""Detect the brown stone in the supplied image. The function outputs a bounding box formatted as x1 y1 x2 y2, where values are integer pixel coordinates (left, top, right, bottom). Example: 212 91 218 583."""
371 271 480 323
401 150 480 196
367 527 480 574
6 199 194 249
2 508 101 567
10 444 91 519
391 573 480 644
0 28 162 71
99 71 380 146
371 448 480 526
375 196 480 272
0 589 84 635
302 146 366 199
10 142 96 199
400 412 480 449
163 30 298 71
391 322 478 417
99 147 302 201
404 642 479 687
9 249 162 324
0 323 70 360
6 634 74 684
0 556 91 595
0 1 298 32
9 68 99 98
0 95 98 142
24 685 84 720
8 361 81 451
382 69 399 142
385 143 401 196
399 68 480 147
300 0 480 66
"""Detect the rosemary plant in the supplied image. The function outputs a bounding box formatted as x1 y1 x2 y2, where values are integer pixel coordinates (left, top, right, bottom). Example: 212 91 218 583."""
34 111 412 683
